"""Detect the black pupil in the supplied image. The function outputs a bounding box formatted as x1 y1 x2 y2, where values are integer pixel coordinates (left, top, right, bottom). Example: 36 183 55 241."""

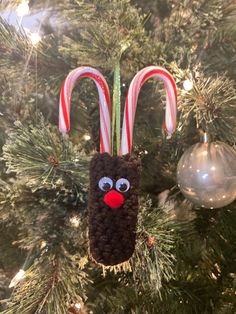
118 183 127 192
103 182 111 191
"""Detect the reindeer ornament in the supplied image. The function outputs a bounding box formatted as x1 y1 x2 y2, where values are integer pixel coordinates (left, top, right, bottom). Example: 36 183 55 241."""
59 66 177 267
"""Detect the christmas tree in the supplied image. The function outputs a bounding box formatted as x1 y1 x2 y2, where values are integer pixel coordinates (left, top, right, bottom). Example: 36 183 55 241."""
0 1 236 313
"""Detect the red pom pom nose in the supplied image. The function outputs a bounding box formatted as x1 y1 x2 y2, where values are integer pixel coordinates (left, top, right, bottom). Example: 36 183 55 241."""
103 190 124 209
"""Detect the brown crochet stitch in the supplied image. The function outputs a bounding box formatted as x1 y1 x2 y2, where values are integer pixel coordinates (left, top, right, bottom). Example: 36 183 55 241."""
89 153 141 266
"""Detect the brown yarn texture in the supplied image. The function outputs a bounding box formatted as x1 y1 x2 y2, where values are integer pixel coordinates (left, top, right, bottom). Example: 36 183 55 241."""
89 153 141 266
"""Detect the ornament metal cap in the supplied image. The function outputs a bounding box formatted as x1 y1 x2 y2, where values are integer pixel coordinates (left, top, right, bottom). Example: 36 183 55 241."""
201 132 210 143
203 132 209 143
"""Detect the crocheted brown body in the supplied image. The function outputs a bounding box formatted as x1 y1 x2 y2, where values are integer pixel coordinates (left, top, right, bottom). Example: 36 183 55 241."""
89 153 141 266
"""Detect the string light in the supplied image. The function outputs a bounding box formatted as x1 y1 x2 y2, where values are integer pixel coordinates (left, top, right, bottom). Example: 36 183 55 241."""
16 1 30 17
83 134 91 141
139 150 149 156
74 304 81 310
68 303 82 314
9 269 25 288
210 272 217 280
23 28 42 46
29 32 42 46
40 240 47 249
70 216 80 228
183 79 193 91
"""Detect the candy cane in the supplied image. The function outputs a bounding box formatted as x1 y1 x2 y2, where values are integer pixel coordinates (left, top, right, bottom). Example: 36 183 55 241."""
59 66 111 154
120 66 177 155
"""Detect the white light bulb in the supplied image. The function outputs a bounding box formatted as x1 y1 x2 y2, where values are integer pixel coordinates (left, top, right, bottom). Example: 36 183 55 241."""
9 269 25 288
70 216 80 228
40 241 47 249
183 79 193 91
75 303 81 309
16 1 30 17
83 134 91 141
29 33 42 46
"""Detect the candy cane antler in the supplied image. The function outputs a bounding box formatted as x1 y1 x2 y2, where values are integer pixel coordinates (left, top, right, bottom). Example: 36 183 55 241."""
59 66 111 154
120 66 177 155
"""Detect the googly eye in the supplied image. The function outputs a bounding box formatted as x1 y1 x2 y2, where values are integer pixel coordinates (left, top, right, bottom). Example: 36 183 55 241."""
98 177 113 192
116 178 130 193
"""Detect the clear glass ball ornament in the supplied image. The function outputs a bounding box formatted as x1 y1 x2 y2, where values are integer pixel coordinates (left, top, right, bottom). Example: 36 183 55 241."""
177 138 236 208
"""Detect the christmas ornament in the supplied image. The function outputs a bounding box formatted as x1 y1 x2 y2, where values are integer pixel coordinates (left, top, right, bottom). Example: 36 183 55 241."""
120 66 177 154
59 66 177 266
177 134 236 208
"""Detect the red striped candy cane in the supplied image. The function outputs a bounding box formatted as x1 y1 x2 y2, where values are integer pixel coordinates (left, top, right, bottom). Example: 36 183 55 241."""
120 66 177 155
59 66 111 154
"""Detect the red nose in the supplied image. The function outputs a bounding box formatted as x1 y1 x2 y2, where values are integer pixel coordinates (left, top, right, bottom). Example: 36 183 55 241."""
103 190 124 209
